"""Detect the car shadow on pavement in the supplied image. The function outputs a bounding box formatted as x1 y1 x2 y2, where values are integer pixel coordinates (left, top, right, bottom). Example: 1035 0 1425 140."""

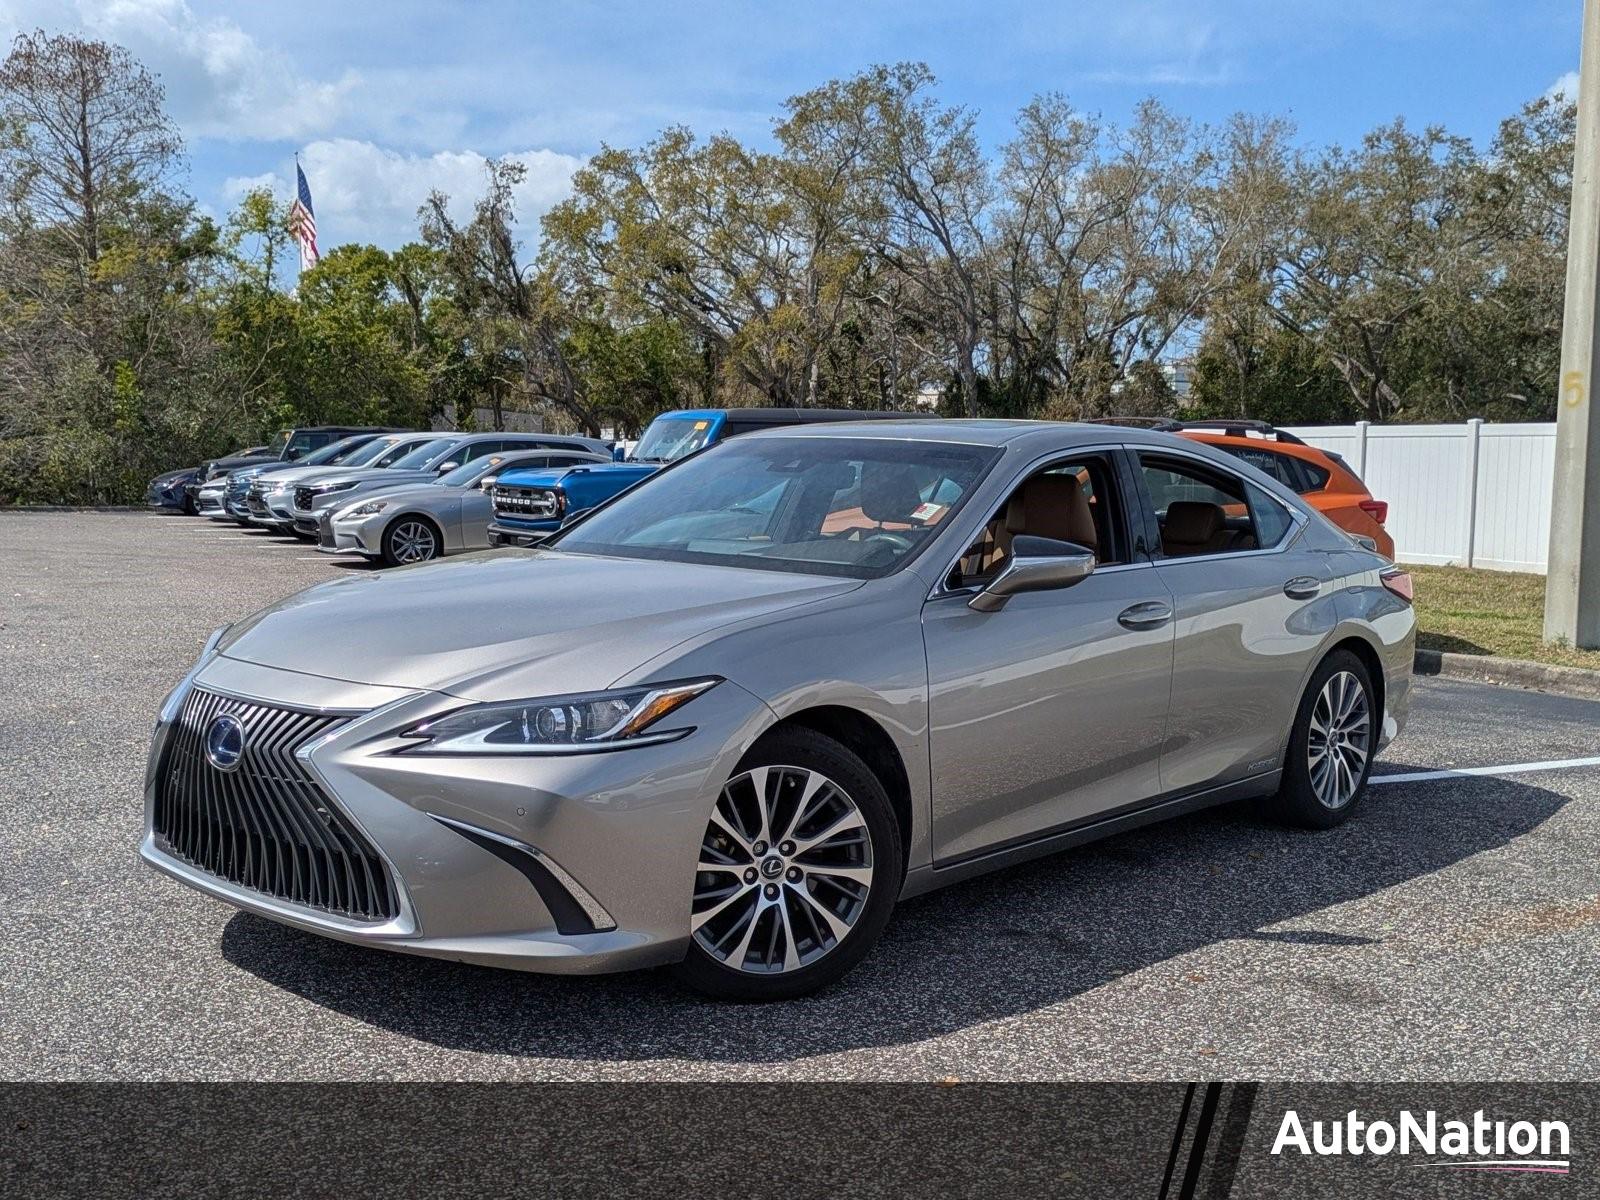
220 766 1564 1063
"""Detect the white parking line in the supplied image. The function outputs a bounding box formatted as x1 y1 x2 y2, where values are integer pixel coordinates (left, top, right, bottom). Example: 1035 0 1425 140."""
1371 756 1600 785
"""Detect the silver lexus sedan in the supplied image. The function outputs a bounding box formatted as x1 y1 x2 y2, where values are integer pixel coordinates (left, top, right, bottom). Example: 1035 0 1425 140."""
142 421 1415 1000
319 448 612 564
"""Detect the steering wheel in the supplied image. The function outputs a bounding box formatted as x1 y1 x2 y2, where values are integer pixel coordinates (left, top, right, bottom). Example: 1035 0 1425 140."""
859 530 913 553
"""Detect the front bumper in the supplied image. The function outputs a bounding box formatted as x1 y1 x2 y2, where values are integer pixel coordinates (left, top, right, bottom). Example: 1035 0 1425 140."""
247 490 297 529
316 508 383 556
288 491 358 535
140 653 772 974
487 518 557 548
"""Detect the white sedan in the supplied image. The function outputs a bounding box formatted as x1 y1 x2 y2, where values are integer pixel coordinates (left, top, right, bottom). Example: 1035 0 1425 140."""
317 449 612 564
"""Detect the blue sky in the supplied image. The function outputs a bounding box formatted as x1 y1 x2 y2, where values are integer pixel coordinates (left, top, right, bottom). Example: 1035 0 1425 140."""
1 0 1582 250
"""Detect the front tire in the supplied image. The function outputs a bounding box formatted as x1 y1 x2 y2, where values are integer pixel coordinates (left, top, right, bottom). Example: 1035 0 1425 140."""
381 516 442 566
673 727 902 1001
1269 649 1376 829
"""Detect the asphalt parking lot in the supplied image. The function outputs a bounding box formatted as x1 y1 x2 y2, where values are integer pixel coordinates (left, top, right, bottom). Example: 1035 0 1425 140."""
3 510 1599 1081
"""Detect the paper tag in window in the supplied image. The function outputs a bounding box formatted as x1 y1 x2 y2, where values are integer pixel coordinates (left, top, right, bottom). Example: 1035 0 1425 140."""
910 502 945 523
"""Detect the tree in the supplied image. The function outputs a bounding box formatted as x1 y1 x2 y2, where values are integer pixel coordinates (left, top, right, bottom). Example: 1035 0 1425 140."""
784 64 993 416
424 160 603 433
1271 120 1480 422
0 30 180 268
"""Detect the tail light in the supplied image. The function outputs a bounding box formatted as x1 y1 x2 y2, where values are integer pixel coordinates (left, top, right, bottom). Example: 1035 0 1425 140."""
1380 566 1413 604
1358 498 1388 525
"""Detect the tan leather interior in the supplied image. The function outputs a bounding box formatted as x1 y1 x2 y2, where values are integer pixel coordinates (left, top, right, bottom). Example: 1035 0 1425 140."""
959 468 1102 582
1005 474 1098 552
1161 500 1229 555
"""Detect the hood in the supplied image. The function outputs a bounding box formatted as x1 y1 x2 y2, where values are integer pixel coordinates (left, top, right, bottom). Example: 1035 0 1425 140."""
305 467 435 489
494 462 657 488
253 462 360 487
155 467 198 484
208 453 279 473
333 482 463 510
217 549 862 701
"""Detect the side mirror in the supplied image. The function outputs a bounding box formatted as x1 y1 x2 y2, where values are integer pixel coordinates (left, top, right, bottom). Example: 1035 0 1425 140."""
969 535 1096 612
284 447 302 461
436 461 460 473
478 476 498 490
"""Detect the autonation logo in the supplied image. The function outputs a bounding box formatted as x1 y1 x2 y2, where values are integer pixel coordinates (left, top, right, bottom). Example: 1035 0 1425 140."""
1272 1109 1571 1175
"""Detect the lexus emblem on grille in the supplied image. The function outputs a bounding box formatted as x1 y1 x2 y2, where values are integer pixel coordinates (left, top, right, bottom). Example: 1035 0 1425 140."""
204 713 246 772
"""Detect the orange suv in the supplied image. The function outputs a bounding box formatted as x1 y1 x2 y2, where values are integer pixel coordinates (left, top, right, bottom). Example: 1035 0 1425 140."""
1171 420 1393 559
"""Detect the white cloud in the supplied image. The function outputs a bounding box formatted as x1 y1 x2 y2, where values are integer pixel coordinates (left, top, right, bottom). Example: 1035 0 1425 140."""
1 0 357 139
1547 70 1580 103
224 140 585 250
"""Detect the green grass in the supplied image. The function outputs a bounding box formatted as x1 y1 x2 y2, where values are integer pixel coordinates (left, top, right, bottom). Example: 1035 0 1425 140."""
1409 564 1600 670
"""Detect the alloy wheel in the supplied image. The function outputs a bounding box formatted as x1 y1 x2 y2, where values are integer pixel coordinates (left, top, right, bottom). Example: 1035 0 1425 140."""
691 764 874 974
389 520 438 563
1307 669 1370 809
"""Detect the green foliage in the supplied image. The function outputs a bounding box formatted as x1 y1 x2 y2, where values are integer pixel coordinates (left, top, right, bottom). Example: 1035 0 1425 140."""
0 35 1581 503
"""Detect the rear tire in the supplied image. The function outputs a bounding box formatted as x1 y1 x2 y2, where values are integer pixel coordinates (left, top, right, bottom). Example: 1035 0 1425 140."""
1269 649 1376 829
673 727 902 1001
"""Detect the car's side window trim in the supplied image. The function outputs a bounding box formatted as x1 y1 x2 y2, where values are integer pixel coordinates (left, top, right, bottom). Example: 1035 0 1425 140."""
1129 445 1309 566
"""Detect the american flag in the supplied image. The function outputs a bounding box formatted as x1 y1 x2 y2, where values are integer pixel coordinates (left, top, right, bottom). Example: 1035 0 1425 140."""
288 161 319 270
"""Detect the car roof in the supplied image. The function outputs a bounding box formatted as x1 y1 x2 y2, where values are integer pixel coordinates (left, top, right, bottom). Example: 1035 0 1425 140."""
739 418 1236 451
661 407 939 424
1178 429 1351 472
445 431 601 444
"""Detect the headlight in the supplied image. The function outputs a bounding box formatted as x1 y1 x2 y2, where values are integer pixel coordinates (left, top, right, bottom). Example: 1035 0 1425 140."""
313 481 357 495
345 499 388 517
398 678 720 755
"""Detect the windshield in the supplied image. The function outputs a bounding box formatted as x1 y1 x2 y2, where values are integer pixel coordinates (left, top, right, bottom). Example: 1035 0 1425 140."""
388 438 457 470
300 436 367 467
436 456 504 487
632 416 716 464
552 436 996 578
367 437 432 468
345 437 407 467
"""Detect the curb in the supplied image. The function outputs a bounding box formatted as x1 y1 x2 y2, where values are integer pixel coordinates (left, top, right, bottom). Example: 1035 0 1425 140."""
1414 648 1600 699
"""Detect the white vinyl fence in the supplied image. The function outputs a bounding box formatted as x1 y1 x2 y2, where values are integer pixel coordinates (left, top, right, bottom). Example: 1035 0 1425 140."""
1281 420 1557 574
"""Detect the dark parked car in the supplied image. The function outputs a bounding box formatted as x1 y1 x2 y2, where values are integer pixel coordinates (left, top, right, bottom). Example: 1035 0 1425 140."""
157 446 269 513
147 467 203 513
197 426 407 483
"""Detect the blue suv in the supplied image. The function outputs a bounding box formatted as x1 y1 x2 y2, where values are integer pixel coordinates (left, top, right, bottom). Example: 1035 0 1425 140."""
486 407 934 547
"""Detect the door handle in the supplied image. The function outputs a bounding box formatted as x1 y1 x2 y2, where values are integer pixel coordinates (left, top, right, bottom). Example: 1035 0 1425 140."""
1283 576 1321 600
1118 600 1173 630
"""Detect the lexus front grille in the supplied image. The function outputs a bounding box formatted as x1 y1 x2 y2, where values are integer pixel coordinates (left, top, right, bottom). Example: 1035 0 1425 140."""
293 486 315 510
153 687 399 922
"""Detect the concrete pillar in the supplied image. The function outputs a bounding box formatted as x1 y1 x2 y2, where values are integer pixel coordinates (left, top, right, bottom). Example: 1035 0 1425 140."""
1546 0 1600 649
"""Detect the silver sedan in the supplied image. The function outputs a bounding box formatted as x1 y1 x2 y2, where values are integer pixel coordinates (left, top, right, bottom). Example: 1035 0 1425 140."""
318 449 613 565
142 422 1415 1000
